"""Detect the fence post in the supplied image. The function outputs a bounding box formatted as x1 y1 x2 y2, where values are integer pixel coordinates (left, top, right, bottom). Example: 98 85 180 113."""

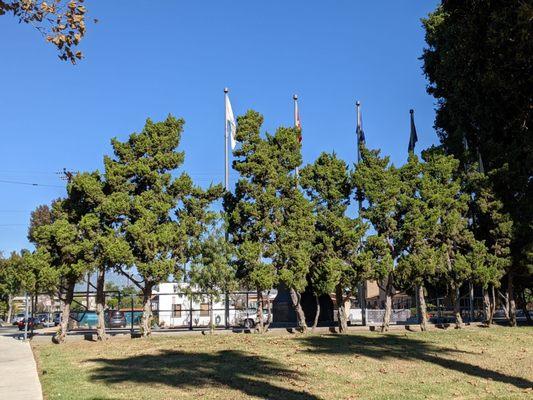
30 295 37 337
469 282 474 323
415 285 420 323
130 295 134 335
225 292 229 329
245 292 249 321
23 292 28 341
189 295 193 331
359 284 367 326
436 297 441 324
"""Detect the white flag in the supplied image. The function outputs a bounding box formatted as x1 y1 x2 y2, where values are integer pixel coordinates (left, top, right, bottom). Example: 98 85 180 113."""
225 94 237 149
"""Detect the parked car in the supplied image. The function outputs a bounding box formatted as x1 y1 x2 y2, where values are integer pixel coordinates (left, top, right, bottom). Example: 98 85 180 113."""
35 313 56 327
53 313 61 326
17 317 43 331
235 308 273 329
106 310 127 328
12 313 25 325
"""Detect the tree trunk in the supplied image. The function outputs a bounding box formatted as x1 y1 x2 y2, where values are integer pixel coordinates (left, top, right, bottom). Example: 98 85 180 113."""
453 286 464 329
6 294 13 324
507 273 517 327
140 285 153 337
489 285 496 325
264 291 272 332
335 284 348 333
417 285 428 331
381 275 393 333
289 287 307 333
518 290 532 324
483 287 491 326
95 267 107 341
53 280 75 344
256 289 264 333
499 289 510 320
312 294 320 332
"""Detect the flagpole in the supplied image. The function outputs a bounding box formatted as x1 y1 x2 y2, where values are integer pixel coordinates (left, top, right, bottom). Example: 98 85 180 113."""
408 109 421 323
224 88 229 192
355 100 366 327
223 88 230 329
409 109 414 155
293 94 298 127
356 101 362 164
293 94 299 177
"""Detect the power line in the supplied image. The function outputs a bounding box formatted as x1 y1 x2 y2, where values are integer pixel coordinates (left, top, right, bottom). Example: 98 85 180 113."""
0 179 64 188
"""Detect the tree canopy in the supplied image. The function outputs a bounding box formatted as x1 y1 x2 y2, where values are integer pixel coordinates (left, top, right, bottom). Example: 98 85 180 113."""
0 0 89 62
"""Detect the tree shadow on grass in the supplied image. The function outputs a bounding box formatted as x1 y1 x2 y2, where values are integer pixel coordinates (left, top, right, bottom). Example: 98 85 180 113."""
89 349 318 400
298 334 533 389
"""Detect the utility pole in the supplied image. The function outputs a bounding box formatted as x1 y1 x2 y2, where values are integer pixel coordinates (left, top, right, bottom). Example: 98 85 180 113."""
23 292 29 341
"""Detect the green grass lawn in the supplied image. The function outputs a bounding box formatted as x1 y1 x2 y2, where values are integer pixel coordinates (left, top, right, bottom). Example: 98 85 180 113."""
32 326 533 400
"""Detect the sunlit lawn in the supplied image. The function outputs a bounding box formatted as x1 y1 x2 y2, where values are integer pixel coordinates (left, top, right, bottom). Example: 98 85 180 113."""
32 326 533 400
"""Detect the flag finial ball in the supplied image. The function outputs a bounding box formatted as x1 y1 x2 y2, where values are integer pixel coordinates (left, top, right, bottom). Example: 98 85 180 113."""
410 109 414 114
224 88 229 93
356 101 361 106
293 94 298 100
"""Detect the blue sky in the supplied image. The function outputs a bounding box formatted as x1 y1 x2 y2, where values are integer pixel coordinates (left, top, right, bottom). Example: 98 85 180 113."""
0 1 440 254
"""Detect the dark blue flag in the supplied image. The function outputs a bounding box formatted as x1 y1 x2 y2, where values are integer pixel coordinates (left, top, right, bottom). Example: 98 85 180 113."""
408 109 418 153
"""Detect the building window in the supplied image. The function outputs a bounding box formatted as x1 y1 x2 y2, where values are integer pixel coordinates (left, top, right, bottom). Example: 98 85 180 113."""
172 304 182 318
200 303 209 317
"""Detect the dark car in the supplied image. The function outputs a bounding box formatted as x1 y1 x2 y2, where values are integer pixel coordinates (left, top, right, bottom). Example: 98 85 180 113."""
17 318 43 331
106 311 127 328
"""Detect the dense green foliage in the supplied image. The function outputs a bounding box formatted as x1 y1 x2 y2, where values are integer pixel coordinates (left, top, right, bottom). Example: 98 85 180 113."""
225 110 315 332
0 109 526 338
301 152 366 332
103 115 222 336
422 0 532 324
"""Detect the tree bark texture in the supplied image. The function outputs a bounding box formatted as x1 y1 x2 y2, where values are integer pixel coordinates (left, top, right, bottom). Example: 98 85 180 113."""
336 284 348 334
417 285 428 331
264 291 272 332
312 294 320 331
453 286 464 329
507 273 517 327
95 267 107 341
53 280 75 344
483 287 491 326
256 289 264 333
6 294 13 324
381 275 393 333
289 287 307 333
140 285 153 337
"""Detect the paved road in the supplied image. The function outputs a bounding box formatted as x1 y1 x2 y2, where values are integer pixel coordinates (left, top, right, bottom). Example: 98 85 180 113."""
0 331 43 400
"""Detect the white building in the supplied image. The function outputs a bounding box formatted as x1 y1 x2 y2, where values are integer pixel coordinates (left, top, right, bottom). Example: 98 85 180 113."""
154 282 234 328
154 282 276 329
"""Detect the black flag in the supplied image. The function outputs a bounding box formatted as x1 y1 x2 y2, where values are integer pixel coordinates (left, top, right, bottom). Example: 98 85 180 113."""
356 101 365 162
408 109 418 153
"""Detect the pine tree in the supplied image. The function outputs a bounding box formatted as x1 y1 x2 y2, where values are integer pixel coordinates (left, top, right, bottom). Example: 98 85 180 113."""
422 2 532 316
29 197 94 343
353 148 402 332
103 115 220 337
67 171 133 340
300 152 366 332
226 110 314 333
395 154 436 331
465 166 512 325
420 149 483 329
